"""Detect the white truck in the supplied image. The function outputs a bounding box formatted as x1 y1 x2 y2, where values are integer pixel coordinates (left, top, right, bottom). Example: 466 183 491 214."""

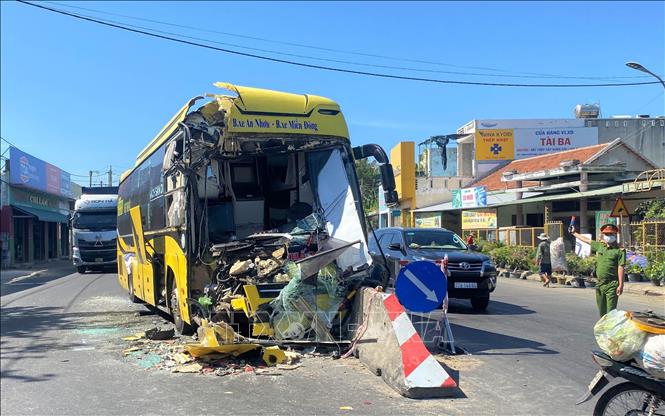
71 191 118 273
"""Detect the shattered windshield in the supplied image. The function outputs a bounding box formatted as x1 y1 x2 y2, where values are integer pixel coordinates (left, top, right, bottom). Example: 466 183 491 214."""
405 230 467 250
73 211 117 230
307 147 370 271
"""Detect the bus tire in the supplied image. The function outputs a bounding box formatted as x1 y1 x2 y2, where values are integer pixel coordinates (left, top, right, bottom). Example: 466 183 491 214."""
77 266 86 274
169 277 192 335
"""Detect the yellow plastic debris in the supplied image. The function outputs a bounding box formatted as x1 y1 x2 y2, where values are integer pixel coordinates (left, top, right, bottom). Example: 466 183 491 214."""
184 343 260 358
284 350 302 364
340 406 353 410
172 363 202 373
197 319 236 347
262 346 287 366
121 332 145 341
272 247 285 259
251 322 274 337
173 352 193 364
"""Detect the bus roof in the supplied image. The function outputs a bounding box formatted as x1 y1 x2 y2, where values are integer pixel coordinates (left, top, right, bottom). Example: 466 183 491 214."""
122 83 349 182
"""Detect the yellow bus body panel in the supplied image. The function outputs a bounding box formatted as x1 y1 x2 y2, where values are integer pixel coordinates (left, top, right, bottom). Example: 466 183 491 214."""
164 235 190 324
128 207 152 304
215 82 349 138
117 238 129 292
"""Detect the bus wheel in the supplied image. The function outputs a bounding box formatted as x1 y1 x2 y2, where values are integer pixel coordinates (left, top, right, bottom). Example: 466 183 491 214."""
127 275 141 304
77 266 86 274
169 279 192 335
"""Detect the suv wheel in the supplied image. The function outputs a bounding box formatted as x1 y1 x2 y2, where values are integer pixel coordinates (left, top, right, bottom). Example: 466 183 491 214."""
471 295 490 311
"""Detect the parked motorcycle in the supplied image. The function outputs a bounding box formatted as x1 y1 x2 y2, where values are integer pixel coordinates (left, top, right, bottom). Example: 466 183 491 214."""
577 350 665 416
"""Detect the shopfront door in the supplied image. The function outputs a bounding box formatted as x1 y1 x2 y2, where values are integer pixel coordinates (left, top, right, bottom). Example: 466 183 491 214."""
33 220 45 261
13 217 28 263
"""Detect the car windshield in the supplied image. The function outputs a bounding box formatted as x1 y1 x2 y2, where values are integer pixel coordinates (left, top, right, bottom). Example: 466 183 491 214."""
404 230 467 250
73 211 117 230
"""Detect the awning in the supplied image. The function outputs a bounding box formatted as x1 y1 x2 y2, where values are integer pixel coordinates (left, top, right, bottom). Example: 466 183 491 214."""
414 184 649 214
413 191 542 213
12 205 69 223
484 184 626 207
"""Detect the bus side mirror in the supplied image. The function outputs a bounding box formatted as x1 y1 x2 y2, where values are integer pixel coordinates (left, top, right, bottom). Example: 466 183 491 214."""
379 164 398 206
353 144 399 207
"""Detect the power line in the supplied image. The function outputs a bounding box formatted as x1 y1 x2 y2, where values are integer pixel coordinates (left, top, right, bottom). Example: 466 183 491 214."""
18 1 661 89
69 172 105 178
633 91 665 114
43 1 655 81
42 9 574 80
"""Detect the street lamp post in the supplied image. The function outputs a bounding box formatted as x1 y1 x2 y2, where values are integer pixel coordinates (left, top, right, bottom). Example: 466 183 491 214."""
626 61 665 90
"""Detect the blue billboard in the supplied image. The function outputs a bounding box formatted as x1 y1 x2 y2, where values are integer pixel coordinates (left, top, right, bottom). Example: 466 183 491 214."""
9 147 72 198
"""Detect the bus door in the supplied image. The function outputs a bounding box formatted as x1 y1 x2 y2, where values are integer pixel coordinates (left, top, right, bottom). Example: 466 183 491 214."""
129 206 156 305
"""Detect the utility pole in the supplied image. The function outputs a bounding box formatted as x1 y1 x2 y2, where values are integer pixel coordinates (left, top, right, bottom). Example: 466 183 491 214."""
108 165 112 187
89 170 93 187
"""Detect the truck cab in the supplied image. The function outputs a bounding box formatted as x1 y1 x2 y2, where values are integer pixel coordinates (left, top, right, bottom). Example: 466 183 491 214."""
72 192 118 273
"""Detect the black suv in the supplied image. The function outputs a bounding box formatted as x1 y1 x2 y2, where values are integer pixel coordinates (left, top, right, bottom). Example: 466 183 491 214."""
368 227 497 311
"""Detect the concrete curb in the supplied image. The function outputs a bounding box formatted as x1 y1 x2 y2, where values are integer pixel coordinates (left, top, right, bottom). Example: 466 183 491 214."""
498 270 664 297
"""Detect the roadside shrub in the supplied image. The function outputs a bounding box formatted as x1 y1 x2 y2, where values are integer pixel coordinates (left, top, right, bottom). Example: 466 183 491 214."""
506 246 533 271
626 252 647 275
578 255 596 277
480 240 503 254
489 246 511 268
566 253 581 276
645 252 665 283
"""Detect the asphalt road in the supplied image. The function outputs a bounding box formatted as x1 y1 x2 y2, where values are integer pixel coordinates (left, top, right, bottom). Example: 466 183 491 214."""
1 271 663 415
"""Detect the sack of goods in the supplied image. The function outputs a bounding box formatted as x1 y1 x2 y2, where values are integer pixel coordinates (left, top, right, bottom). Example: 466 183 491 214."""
550 237 567 272
635 335 665 379
594 310 648 361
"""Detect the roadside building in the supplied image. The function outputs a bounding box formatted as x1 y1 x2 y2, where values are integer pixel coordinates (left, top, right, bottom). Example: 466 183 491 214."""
0 147 81 267
382 105 664 242
413 139 663 248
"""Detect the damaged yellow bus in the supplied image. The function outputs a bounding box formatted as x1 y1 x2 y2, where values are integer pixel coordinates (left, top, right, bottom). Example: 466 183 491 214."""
117 82 398 340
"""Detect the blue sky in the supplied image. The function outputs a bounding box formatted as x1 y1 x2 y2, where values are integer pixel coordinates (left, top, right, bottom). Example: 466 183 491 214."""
2 1 664 185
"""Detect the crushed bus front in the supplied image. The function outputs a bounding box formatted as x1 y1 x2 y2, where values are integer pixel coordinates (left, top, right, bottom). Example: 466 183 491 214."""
117 83 397 346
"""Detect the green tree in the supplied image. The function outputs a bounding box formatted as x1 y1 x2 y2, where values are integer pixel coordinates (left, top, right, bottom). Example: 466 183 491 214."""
634 199 665 221
355 159 380 213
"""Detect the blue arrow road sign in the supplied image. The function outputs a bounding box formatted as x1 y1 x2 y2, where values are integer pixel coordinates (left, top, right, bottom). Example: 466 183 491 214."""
395 261 447 313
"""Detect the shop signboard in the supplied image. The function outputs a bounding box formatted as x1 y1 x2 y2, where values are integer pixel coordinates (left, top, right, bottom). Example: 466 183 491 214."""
9 186 69 214
452 186 487 209
513 127 598 159
474 119 585 130
462 210 497 230
9 147 72 198
415 213 441 228
475 129 515 161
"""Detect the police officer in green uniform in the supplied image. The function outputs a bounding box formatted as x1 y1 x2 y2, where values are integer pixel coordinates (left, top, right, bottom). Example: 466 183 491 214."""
570 223 626 317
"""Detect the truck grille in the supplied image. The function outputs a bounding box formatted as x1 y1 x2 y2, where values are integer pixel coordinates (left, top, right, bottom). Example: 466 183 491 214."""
77 238 117 249
80 249 116 263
